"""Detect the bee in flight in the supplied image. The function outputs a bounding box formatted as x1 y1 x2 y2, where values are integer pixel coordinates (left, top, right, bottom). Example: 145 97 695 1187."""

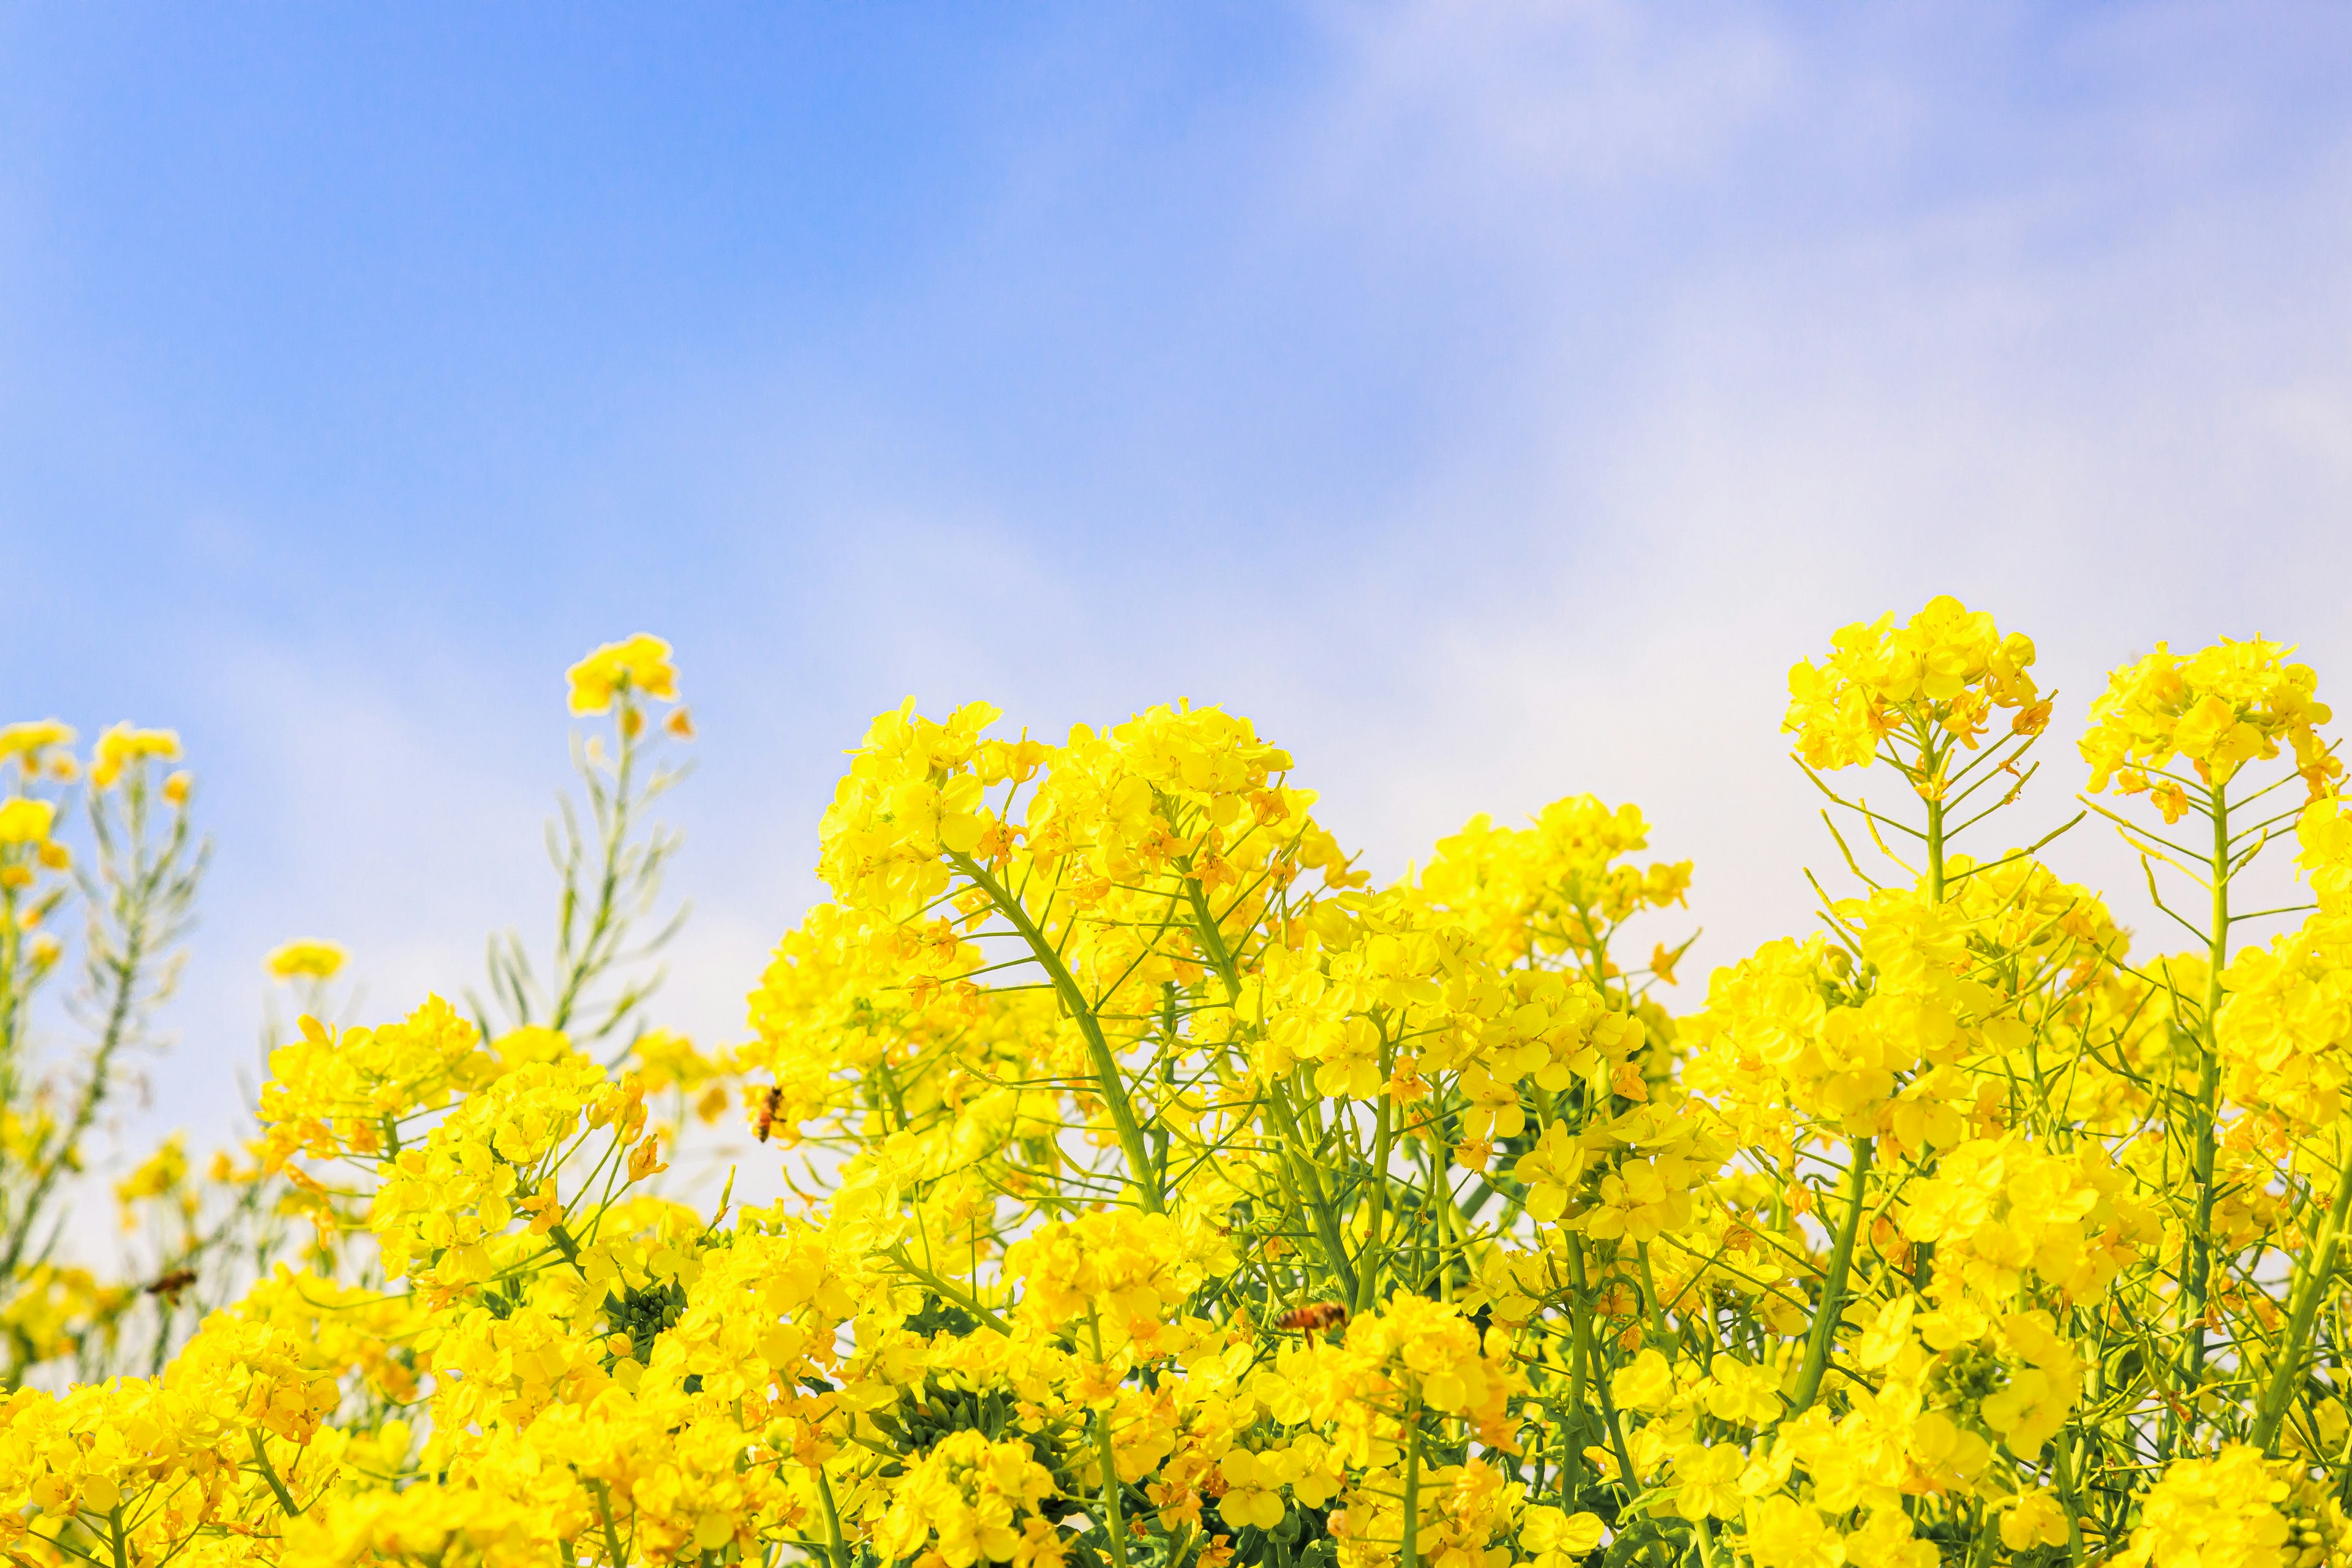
146 1268 199 1304
755 1085 784 1143
1276 1302 1348 1334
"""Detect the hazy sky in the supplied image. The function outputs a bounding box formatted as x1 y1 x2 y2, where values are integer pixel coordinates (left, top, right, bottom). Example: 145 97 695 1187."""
4 2 2351 1165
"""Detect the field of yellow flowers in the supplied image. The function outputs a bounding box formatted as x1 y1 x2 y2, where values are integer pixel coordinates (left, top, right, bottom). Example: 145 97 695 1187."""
6 600 2351 1568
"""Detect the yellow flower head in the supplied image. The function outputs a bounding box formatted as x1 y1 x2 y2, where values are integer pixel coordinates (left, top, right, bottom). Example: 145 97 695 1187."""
1421 793 1691 965
0 796 57 845
2299 793 2352 917
0 719 75 769
2120 1446 2294 1568
2082 636 2336 796
266 940 349 982
89 723 182 790
1784 595 2041 771
115 1134 189 1208
870 1430 1060 1568
1006 1208 1227 1350
567 633 679 715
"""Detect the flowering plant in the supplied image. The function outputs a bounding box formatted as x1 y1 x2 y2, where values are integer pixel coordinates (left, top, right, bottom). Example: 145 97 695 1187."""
6 604 2352 1568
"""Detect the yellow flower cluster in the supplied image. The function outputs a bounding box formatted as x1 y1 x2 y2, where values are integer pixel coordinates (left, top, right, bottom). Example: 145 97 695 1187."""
2083 637 2337 797
1784 594 2045 773
18 608 2352 1568
1420 796 1690 978
265 940 349 982
89 722 182 790
567 633 680 715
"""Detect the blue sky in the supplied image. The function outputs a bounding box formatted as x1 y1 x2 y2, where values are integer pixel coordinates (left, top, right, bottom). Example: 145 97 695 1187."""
5 2 2352 1156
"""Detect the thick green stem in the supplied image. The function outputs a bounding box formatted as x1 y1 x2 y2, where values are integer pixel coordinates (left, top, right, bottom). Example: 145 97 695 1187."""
2052 1428 2087 1567
1636 1242 1670 1354
1186 880 1361 1300
1185 880 1243 1002
2253 1139 2352 1450
1399 1405 1423 1568
1567 1239 1640 1491
887 1248 1011 1336
250 1428 302 1517
592 1477 628 1568
2183 788 2231 1402
1926 794 1947 902
1087 1313 1131 1568
1355 1088 1395 1316
1265 1082 1359 1305
952 851 1160 1212
1787 1136 1874 1417
816 1471 851 1568
1562 1313 1589 1509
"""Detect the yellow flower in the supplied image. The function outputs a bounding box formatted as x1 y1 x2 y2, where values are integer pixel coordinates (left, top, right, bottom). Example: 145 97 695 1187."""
1783 595 2038 771
626 1133 667 1182
2082 637 2334 796
871 1430 1060 1568
114 1134 189 1208
0 796 56 844
1672 1442 1744 1521
1006 1208 1229 1352
2120 1446 2293 1568
1845 1508 1937 1568
2000 1491 2070 1551
567 633 679 714
1611 1348 1675 1414
89 723 181 790
1698 1358 1784 1425
2298 793 2352 916
0 718 75 766
1744 1496 1844 1568
266 940 348 982
1520 1506 1606 1568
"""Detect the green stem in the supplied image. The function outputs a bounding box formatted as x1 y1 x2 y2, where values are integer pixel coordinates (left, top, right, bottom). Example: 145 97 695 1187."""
1265 1082 1359 1305
1087 1312 1131 1568
1926 793 1947 902
592 1477 628 1568
553 706 636 1032
1400 1404 1423 1568
952 851 1159 1212
1186 878 1363 1302
886 1248 1011 1336
1355 1087 1395 1316
2253 1139 2352 1450
816 1471 851 1568
1568 1238 1640 1493
2052 1428 2087 1568
2 874 149 1281
1562 1317 1589 1508
1636 1242 1670 1354
249 1428 302 1517
1185 879 1243 1001
2182 787 2231 1412
1786 1136 1874 1417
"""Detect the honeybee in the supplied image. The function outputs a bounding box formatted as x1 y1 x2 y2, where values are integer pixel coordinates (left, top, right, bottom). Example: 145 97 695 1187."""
1277 1302 1348 1333
755 1085 783 1143
146 1268 198 1303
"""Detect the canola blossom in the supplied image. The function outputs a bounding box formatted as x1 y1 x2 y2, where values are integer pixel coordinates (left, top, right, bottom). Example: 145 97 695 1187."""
9 602 2352 1568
